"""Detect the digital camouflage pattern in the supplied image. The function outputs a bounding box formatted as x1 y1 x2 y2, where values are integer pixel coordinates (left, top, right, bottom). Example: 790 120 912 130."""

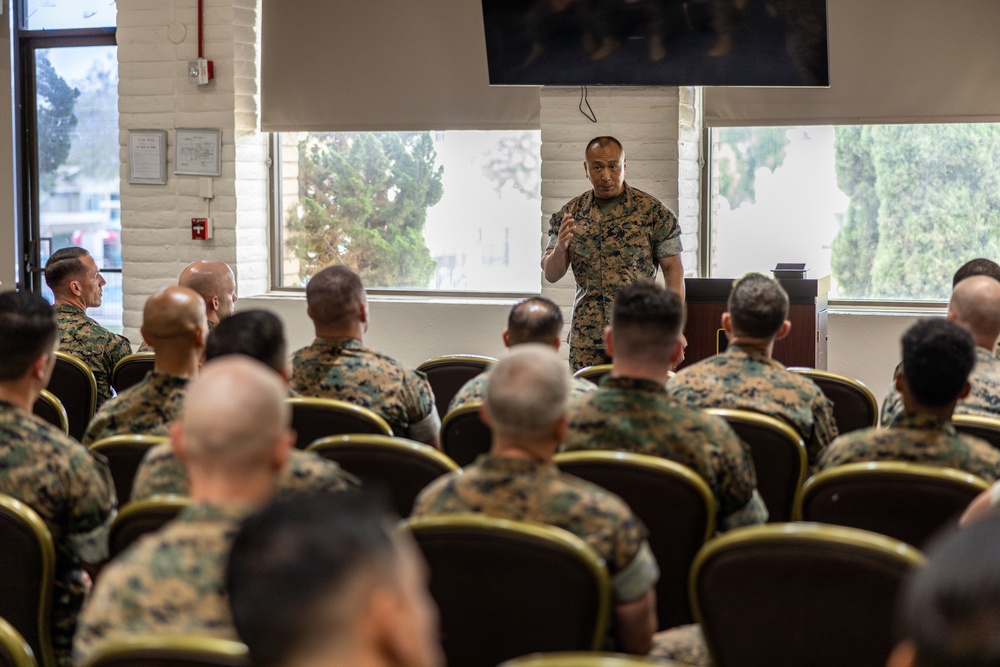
290 337 439 441
447 371 597 414
814 413 1000 481
54 304 132 407
72 502 249 666
668 344 838 465
545 184 682 370
650 623 710 667
136 320 217 354
569 347 613 374
130 442 359 501
0 401 116 667
562 376 767 529
881 347 1000 425
413 454 660 602
82 373 188 445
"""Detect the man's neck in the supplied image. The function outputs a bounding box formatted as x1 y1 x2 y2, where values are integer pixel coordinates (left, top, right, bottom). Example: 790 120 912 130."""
726 334 776 357
188 470 276 506
900 399 957 422
314 324 365 342
53 295 87 311
0 382 36 412
153 349 201 378
610 359 671 385
490 437 557 463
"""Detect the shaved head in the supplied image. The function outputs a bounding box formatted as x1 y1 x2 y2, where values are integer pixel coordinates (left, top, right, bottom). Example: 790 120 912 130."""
180 356 290 473
949 276 1000 348
141 286 207 353
179 260 237 322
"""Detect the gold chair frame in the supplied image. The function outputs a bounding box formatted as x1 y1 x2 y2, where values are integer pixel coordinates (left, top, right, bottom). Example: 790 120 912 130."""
499 653 685 667
439 402 491 466
33 390 68 435
80 635 249 667
952 413 1000 449
111 353 157 394
51 351 98 440
788 367 879 432
287 397 393 448
572 364 613 385
307 434 459 471
0 617 37 667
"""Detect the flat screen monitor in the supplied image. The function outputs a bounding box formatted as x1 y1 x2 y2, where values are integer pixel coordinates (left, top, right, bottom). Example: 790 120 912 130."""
481 0 829 87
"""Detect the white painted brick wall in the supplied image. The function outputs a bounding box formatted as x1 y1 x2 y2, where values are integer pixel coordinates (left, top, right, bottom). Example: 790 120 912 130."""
118 0 268 344
538 86 704 345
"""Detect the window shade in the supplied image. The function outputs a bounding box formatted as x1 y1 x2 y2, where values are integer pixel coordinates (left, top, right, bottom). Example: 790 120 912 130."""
260 0 541 132
706 0 1000 127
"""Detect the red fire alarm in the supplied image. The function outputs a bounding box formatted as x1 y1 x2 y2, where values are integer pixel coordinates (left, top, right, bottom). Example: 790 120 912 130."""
192 217 213 240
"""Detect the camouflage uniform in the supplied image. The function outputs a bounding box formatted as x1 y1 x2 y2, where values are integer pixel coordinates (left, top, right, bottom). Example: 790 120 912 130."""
290 337 440 442
814 413 1000 481
447 370 597 414
545 184 682 372
72 502 249 666
668 344 838 465
0 401 116 667
136 320 217 354
54 304 132 407
82 373 188 446
650 624 710 666
413 454 660 604
130 442 359 501
563 376 768 530
881 347 1000 425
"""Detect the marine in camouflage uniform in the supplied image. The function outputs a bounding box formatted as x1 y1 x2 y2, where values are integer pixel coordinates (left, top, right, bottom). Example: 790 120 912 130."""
72 502 248 666
413 454 660 606
0 401 116 667
814 413 1000 481
563 376 768 529
668 344 838 465
130 442 359 501
54 303 132 407
882 347 1000 425
448 371 597 414
82 373 188 445
545 184 683 372
290 337 440 442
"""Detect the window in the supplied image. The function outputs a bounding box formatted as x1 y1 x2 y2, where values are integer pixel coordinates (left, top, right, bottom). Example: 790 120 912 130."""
710 124 1000 302
16 2 121 330
272 130 542 294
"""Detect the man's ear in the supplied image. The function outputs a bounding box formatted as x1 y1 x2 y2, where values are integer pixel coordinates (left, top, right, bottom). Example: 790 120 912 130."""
775 320 792 340
169 421 186 461
959 380 972 400
68 277 83 297
553 411 569 443
272 429 294 471
721 312 732 334
502 328 511 348
478 404 492 428
31 352 50 383
603 326 615 358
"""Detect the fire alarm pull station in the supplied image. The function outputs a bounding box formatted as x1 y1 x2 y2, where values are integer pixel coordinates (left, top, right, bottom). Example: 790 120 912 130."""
192 217 213 240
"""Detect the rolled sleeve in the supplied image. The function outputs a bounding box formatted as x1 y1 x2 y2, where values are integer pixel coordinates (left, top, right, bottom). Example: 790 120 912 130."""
612 541 659 602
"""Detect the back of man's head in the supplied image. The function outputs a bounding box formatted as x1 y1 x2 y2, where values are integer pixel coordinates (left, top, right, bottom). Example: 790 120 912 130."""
727 273 790 339
611 280 684 365
227 492 443 667
891 514 1000 667
141 286 207 353
507 297 563 347
901 318 976 409
485 344 568 441
43 247 90 292
205 310 287 375
306 265 366 329
0 291 57 381
952 258 1000 287
949 277 1000 347
178 356 290 475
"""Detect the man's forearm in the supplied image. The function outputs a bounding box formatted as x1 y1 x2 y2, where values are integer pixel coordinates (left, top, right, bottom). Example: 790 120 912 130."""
541 248 570 283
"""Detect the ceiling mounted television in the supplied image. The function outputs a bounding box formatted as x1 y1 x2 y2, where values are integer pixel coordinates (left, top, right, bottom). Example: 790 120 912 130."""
481 0 829 87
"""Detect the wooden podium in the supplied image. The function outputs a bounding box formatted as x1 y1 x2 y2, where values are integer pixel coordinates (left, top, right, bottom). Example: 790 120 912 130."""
679 276 829 370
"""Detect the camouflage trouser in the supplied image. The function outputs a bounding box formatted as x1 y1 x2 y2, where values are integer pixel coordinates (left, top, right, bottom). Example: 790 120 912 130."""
650 623 712 666
53 570 88 667
569 346 612 373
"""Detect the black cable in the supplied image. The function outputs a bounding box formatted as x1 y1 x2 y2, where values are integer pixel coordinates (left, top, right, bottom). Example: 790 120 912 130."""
579 86 597 123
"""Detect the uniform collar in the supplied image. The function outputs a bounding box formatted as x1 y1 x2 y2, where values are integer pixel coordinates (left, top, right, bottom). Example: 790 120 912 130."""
312 336 364 350
890 412 957 434
725 343 784 368
474 454 559 477
178 501 255 524
600 375 668 393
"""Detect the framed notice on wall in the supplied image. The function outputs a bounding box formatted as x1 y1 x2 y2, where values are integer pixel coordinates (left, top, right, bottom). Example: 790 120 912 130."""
128 130 168 185
175 128 222 176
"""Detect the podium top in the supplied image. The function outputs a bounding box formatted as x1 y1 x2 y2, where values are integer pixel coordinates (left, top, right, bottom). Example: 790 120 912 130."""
684 276 831 305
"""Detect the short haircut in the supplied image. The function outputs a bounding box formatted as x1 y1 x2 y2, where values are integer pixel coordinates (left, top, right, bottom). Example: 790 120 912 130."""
227 491 398 667
507 297 563 346
0 291 58 380
205 310 287 374
901 318 976 408
611 280 685 364
727 273 789 339
485 344 568 439
585 136 624 158
895 514 1000 667
953 258 1000 287
305 265 365 327
43 247 90 291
